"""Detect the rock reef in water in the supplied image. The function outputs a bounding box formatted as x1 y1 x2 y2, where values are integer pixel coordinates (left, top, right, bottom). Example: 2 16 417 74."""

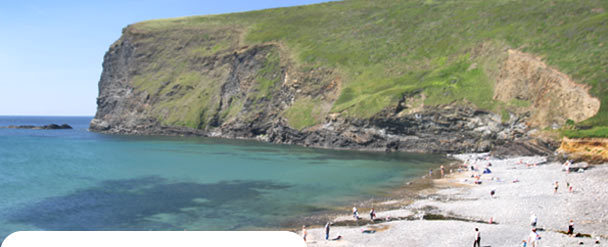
4 124 73 130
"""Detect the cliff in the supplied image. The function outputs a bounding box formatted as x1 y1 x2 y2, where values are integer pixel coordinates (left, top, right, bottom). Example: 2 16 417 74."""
91 0 607 154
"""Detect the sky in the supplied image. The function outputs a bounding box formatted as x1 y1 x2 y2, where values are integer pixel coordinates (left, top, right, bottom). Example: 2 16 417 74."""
0 0 330 116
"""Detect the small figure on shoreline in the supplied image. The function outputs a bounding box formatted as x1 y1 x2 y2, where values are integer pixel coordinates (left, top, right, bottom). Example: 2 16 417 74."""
490 189 496 198
440 165 445 178
301 225 307 242
473 228 481 247
562 160 571 173
324 222 331 240
353 207 360 220
530 213 537 227
554 181 559 193
566 182 574 192
369 208 376 221
567 220 574 236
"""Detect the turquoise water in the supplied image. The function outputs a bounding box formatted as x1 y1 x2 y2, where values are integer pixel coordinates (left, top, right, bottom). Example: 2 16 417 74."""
0 116 447 239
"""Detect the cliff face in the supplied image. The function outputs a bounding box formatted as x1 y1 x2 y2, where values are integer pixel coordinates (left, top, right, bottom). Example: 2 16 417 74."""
89 27 545 154
91 0 605 154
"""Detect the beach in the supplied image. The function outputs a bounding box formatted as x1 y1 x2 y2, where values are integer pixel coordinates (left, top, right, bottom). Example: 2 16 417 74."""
301 154 608 246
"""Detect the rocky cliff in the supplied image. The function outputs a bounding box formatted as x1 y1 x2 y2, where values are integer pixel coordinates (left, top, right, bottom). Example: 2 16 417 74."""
91 0 606 154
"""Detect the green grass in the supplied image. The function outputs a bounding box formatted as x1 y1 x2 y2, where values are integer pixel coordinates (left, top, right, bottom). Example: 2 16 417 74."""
129 0 608 137
252 49 281 101
283 97 324 130
563 126 608 138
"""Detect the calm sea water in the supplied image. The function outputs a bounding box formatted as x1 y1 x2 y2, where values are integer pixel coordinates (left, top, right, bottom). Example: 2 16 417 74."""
0 116 448 239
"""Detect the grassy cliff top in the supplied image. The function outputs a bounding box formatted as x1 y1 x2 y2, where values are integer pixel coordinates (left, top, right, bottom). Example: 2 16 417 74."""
129 0 608 137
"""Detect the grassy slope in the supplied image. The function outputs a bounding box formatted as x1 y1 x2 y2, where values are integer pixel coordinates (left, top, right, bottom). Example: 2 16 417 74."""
132 0 608 137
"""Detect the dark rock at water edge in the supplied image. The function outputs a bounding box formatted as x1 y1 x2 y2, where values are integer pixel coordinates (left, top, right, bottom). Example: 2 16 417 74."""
3 124 73 130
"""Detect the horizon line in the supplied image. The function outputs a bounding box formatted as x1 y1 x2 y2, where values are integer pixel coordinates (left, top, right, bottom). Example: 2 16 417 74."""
0 115 94 117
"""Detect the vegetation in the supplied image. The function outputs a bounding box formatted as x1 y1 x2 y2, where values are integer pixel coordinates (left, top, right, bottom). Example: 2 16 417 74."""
283 97 324 130
131 0 607 137
563 126 608 139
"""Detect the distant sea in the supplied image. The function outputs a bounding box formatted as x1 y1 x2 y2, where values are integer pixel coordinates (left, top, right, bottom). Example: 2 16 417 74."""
0 116 448 240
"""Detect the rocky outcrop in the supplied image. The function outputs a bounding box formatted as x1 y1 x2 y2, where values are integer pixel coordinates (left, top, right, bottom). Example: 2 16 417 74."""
557 137 608 164
3 124 72 130
494 49 600 128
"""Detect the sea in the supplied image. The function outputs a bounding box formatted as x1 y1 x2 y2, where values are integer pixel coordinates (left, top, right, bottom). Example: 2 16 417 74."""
0 116 448 240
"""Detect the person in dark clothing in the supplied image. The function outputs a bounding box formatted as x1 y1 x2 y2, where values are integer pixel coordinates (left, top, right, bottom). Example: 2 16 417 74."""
370 208 376 221
473 228 481 247
568 220 574 235
324 222 331 240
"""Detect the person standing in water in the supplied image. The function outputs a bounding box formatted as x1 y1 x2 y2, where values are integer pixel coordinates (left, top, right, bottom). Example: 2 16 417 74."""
473 228 481 247
324 222 331 240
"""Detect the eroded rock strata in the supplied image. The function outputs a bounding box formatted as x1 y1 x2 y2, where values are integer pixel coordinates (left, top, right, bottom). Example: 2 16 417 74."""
90 25 595 156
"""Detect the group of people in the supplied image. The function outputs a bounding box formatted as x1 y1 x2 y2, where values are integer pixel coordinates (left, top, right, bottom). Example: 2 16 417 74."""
300 206 378 242
302 156 594 245
352 206 376 221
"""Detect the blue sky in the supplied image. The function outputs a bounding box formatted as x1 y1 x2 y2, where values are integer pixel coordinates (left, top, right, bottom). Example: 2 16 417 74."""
0 0 329 116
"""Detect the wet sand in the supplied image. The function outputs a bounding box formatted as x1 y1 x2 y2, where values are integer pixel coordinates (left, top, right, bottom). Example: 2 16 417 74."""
300 154 608 246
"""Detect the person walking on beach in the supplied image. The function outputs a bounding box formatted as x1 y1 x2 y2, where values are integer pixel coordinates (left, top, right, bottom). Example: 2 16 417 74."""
301 225 307 242
554 181 559 193
568 220 574 236
353 207 360 220
440 165 445 178
528 228 540 247
473 228 481 247
530 213 537 227
324 222 331 240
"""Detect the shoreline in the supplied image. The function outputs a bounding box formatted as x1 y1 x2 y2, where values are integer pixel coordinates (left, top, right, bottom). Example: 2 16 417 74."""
299 154 608 246
278 158 462 232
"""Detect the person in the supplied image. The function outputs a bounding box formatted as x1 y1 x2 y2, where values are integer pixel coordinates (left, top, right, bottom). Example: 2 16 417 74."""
369 208 376 221
530 213 537 227
563 160 571 173
490 189 496 198
568 220 574 236
324 222 331 240
353 207 360 220
528 228 540 247
554 181 559 193
473 228 481 247
440 165 445 178
521 240 527 247
301 225 307 242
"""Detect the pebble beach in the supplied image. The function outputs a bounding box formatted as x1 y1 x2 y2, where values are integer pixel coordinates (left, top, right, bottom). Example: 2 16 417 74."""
301 154 608 246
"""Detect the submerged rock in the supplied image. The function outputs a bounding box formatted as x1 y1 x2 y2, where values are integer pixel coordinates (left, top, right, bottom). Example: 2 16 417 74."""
4 124 73 130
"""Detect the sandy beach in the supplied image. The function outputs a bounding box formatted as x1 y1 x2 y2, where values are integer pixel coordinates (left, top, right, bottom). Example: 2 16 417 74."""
301 154 608 246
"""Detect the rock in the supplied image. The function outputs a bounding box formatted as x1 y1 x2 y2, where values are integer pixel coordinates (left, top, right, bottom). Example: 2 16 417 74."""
3 124 72 130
